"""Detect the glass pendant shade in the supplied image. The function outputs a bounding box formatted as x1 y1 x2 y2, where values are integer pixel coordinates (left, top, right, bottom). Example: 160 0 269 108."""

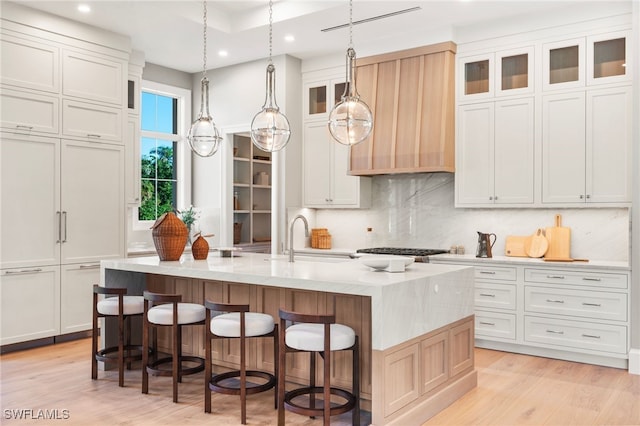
328 47 373 146
251 65 291 152
188 77 221 157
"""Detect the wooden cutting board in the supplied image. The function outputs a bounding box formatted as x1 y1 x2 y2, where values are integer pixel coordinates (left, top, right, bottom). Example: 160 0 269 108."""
525 228 548 258
505 235 530 257
544 214 571 260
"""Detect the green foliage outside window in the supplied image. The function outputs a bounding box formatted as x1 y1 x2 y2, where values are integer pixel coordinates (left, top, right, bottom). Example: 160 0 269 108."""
139 144 177 221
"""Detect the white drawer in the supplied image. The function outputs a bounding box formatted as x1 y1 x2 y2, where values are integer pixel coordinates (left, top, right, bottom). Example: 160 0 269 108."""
62 99 122 142
475 311 516 340
524 268 628 289
1 88 59 134
524 286 627 322
524 315 627 354
474 265 517 281
475 282 516 310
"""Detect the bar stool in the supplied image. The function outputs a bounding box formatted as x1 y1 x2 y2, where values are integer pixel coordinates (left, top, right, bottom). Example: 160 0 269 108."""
204 301 278 425
91 285 144 387
277 309 360 426
142 291 205 403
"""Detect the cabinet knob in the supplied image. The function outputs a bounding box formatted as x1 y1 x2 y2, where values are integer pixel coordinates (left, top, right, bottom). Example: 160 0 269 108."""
580 195 584 199
586 194 591 199
488 196 493 201
494 195 498 201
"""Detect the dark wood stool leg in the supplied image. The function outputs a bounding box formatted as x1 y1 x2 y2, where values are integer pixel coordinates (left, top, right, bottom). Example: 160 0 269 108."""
172 321 179 403
240 327 247 424
91 293 98 380
118 308 125 387
142 311 149 394
273 324 279 409
277 319 286 426
204 309 212 413
353 336 360 426
310 351 316 415
125 315 133 370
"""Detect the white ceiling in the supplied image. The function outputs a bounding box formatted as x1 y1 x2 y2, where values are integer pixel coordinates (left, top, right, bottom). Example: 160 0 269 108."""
9 0 606 73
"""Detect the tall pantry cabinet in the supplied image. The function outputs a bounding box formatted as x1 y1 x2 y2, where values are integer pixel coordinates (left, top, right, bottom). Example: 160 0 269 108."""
0 5 129 346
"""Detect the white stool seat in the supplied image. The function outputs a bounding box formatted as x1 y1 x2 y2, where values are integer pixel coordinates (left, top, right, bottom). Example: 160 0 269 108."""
148 303 205 325
97 295 144 316
285 323 355 352
210 312 274 337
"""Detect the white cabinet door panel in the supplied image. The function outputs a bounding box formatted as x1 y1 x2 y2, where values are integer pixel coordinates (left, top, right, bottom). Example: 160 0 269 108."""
0 88 59 135
303 122 332 206
586 86 632 203
0 34 59 93
494 98 534 204
0 266 60 345
62 50 123 105
456 103 494 205
542 92 585 203
60 140 124 264
331 142 359 206
1 133 60 269
61 263 100 334
62 100 123 142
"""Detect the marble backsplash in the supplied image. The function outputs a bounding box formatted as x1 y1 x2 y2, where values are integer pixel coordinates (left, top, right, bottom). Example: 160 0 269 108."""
313 174 630 262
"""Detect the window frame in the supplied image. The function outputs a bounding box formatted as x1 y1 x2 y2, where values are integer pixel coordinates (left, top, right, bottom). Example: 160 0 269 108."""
134 80 192 230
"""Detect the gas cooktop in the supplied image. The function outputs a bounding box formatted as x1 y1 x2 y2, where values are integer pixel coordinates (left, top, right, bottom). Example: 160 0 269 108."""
356 247 449 261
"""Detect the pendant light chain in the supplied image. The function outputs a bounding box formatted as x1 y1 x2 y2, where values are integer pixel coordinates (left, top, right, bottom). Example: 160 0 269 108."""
349 0 353 48
202 0 208 79
268 0 273 64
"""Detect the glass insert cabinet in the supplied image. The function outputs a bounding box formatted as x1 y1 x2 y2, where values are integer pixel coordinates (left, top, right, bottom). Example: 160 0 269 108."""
304 79 346 119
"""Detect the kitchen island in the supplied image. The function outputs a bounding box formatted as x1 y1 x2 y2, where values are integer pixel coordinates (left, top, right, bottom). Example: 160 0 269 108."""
101 253 476 425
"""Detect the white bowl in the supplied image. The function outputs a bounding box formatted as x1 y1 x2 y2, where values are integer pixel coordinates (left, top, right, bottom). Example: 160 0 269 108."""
358 255 414 271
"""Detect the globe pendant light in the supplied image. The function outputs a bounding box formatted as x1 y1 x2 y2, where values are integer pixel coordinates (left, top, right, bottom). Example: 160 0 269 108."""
328 0 373 146
250 0 291 152
188 0 222 157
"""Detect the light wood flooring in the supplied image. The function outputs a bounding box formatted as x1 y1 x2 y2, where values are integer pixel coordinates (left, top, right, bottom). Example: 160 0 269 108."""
1 338 639 425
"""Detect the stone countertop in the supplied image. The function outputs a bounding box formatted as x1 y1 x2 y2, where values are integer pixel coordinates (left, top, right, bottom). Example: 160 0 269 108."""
430 254 630 271
101 252 475 351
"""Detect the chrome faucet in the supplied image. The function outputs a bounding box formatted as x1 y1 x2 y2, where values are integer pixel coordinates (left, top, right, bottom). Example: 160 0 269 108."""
288 214 309 262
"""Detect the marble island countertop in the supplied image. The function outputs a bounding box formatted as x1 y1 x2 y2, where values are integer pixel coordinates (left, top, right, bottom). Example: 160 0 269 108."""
101 252 475 350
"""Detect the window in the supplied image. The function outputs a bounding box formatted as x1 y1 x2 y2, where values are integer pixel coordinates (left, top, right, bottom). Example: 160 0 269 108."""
136 81 191 227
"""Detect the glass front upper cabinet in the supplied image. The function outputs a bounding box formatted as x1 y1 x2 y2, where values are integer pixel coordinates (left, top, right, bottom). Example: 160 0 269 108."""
496 47 534 96
304 79 346 119
458 53 493 100
543 38 585 90
587 31 630 85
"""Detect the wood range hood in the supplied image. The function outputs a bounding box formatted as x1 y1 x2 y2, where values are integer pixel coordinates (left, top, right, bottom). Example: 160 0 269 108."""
349 41 456 176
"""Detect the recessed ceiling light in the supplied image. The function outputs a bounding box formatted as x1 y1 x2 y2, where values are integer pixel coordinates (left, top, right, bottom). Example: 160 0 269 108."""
284 35 295 42
218 50 228 57
77 4 91 13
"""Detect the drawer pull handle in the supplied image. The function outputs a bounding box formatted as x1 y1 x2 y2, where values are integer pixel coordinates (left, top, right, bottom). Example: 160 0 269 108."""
5 268 44 275
79 264 100 269
479 271 496 275
582 302 601 307
547 275 565 279
479 293 496 297
479 321 495 326
582 277 602 282
582 334 601 339
16 124 34 130
546 329 564 335
87 133 102 138
546 299 565 304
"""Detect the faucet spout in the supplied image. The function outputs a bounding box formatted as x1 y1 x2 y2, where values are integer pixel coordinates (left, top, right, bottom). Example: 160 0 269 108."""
289 214 309 262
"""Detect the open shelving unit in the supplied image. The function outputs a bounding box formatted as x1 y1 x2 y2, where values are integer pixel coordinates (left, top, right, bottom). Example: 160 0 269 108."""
232 134 271 252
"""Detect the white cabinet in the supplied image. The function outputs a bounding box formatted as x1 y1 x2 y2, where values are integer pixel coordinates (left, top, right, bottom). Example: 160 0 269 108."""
456 97 534 206
303 77 345 120
542 86 631 204
303 121 371 208
0 88 59 135
458 46 533 101
60 139 125 264
0 266 60 345
60 263 100 334
1 133 60 269
61 99 123 142
430 257 630 368
62 50 124 105
0 33 60 93
543 31 631 91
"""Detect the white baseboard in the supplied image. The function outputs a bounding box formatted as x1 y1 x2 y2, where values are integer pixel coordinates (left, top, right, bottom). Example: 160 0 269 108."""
629 348 640 375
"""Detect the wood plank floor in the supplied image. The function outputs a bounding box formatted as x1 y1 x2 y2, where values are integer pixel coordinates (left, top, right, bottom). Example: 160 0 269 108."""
1 338 639 425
